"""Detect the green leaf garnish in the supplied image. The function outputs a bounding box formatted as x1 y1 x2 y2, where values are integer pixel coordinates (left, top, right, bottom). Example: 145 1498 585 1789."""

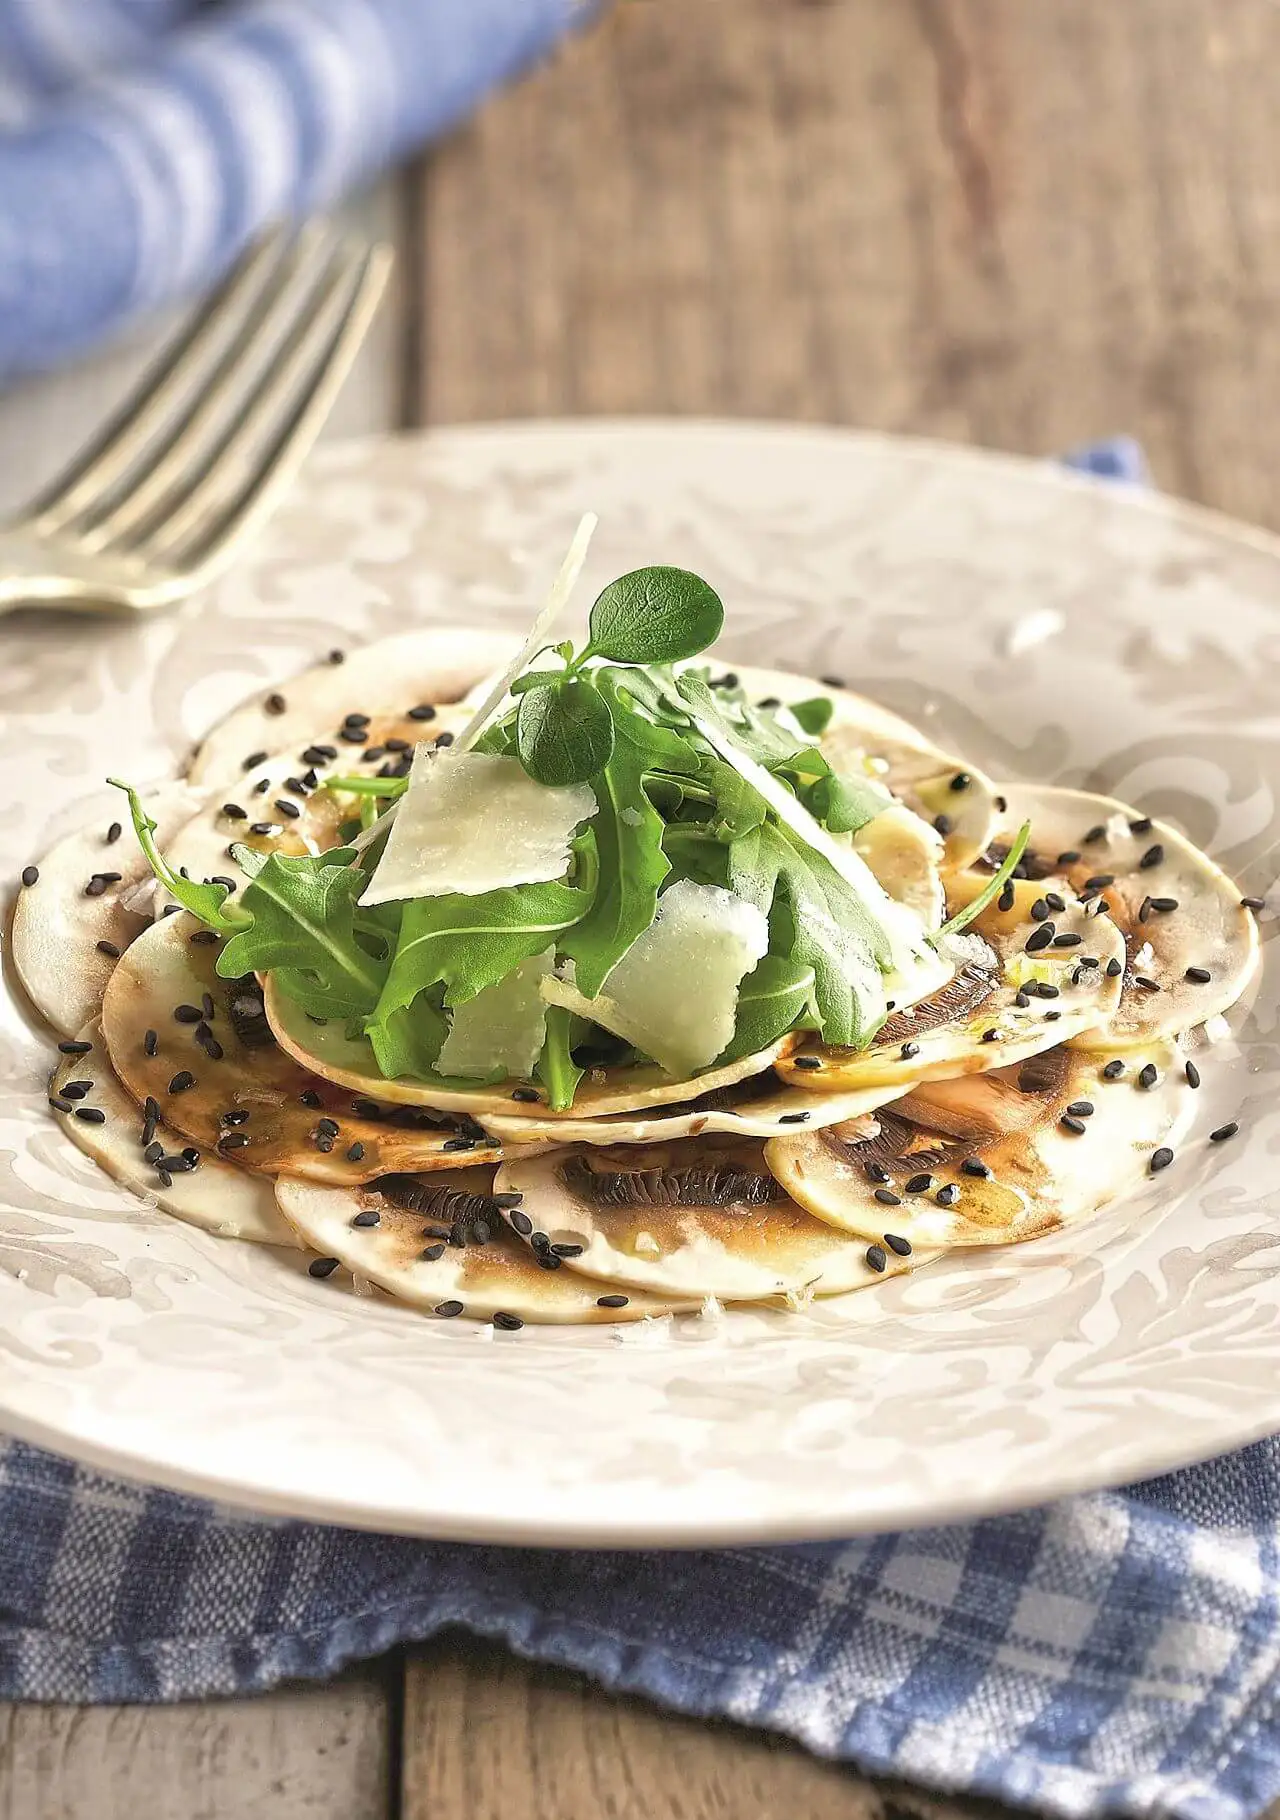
515 675 615 787
933 822 1032 940
583 567 724 665
716 954 817 1064
788 697 835 736
108 779 247 932
535 1005 585 1111
218 850 389 1021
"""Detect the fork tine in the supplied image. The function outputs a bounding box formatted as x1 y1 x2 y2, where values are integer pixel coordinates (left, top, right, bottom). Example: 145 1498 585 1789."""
74 223 340 551
27 229 292 531
142 243 392 575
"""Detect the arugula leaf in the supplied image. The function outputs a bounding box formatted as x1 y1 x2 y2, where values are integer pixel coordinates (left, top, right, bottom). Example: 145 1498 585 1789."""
583 567 724 664
516 675 615 786
789 697 834 736
109 779 245 932
510 668 566 696
535 1005 585 1111
217 850 389 1021
803 770 887 834
558 671 701 997
934 822 1031 939
370 996 449 1081
716 954 817 1064
367 868 593 1071
728 820 886 1048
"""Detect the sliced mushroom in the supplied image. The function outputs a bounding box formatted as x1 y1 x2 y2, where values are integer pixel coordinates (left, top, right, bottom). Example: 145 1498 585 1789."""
11 782 206 1036
163 705 472 900
100 915 506 1183
979 783 1260 1049
766 1040 1194 1248
51 1024 295 1245
187 627 517 788
265 976 799 1121
493 1137 938 1300
774 896 1125 1093
275 1170 694 1323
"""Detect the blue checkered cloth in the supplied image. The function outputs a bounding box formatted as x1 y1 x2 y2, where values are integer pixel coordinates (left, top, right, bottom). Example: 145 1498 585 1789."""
0 402 1276 1808
0 0 586 378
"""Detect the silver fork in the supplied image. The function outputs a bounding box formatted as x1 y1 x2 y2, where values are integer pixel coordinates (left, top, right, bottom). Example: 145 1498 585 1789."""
0 224 392 616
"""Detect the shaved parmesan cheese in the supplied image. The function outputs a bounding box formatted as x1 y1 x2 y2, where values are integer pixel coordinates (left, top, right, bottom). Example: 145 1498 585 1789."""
435 949 553 1080
542 880 769 1078
454 512 598 754
360 750 595 906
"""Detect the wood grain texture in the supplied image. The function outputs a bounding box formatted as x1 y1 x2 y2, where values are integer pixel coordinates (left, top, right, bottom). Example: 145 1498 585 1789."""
415 0 1280 528
0 1667 393 1820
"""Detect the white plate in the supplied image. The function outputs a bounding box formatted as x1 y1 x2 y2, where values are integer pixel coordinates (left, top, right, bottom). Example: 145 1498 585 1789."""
2 422 1278 1546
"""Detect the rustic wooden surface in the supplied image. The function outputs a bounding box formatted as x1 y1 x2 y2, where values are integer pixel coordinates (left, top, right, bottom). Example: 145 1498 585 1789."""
3 1 1280 1815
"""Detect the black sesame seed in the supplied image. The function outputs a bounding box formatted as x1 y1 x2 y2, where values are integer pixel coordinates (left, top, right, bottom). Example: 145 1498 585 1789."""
1044 1010 1062 1022
1029 899 1052 923
1241 896 1266 912
1083 825 1107 843
1102 1059 1126 1080
511 1088 539 1103
995 795 1009 813
960 1158 991 1178
143 1141 164 1163
1053 932 1083 948
74 1107 106 1125
174 1004 202 1024
874 1188 902 1206
346 1142 366 1163
299 1089 321 1108
865 1245 888 1274
265 692 287 715
757 697 782 709
551 1243 584 1258
1139 843 1165 870
407 703 437 721
96 940 121 958
83 878 108 898
442 1135 477 1152
48 1096 73 1114
1056 851 1081 865
275 799 302 819
362 747 385 763
342 712 371 730
384 737 411 753
351 1208 380 1228
1150 1147 1175 1173
283 777 310 797
865 1162 892 1184
933 814 953 836
218 1132 250 1150
1044 893 1066 913
242 750 268 770
1014 988 1031 1009
1129 817 1153 835
793 1055 822 1071
1067 1100 1095 1117
435 732 456 749
61 1081 92 1100
20 865 39 887
1024 924 1055 953
597 1294 630 1308
168 1071 196 1093
884 1233 913 1256
777 1111 810 1125
315 1117 340 1137
328 648 345 665
491 1192 523 1209
253 778 271 795
249 822 277 837
352 1098 381 1117
936 1183 960 1206
315 1135 335 1154
950 773 971 792
900 1041 920 1060
308 1257 340 1279
493 1312 524 1331
1210 1121 1240 1143
1185 966 1212 985
144 1095 161 1121
104 820 122 845
1035 982 1060 1000
1135 977 1160 992
156 1168 172 1188
1149 897 1178 913
529 1231 551 1253
301 746 333 767
221 1109 249 1126
981 1028 1001 1043
1184 1061 1201 1089
421 1243 447 1261
301 768 319 790
998 883 1016 914
905 1172 934 1194
1060 1115 1086 1135
222 803 247 820
434 1299 464 1318
1106 958 1123 978
1138 1063 1159 1090
157 1153 195 1174
1084 875 1115 891
423 1224 451 1241
1077 956 1100 969
210 876 237 892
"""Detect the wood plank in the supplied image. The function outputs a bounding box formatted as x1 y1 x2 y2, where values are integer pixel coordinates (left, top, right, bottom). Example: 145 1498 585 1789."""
0 176 407 519
0 1665 394 1820
414 0 1280 529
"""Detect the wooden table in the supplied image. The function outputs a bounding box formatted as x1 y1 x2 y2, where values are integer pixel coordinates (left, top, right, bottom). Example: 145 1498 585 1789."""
2 4 1279 1815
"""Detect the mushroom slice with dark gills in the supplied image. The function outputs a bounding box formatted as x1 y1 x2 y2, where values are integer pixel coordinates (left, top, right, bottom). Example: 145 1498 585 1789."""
979 783 1260 1050
265 974 800 1121
186 626 517 789
480 1072 898 1148
100 914 506 1185
493 1138 938 1301
766 1039 1193 1249
11 781 206 1036
51 1023 296 1245
773 895 1125 1094
275 1169 694 1324
161 704 472 904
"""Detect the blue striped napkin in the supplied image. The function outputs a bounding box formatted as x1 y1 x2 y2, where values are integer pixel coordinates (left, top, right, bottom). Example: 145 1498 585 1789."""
0 0 585 379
